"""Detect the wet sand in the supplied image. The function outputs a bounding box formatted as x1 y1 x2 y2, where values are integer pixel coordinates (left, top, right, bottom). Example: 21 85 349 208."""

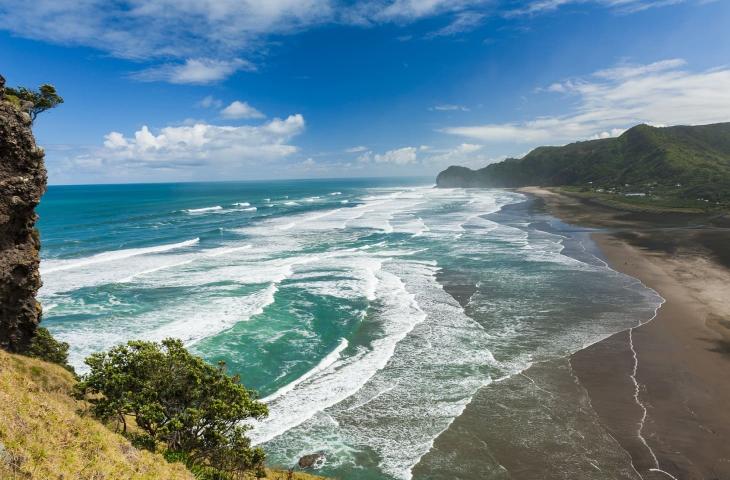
414 188 730 479
412 350 642 480
524 187 730 479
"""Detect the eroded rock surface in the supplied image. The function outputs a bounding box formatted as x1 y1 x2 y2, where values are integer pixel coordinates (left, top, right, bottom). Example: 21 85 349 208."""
0 75 48 352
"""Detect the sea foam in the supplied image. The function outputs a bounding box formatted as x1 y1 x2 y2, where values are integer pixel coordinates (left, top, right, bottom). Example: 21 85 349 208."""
185 206 223 214
41 238 200 274
248 268 427 446
261 338 350 404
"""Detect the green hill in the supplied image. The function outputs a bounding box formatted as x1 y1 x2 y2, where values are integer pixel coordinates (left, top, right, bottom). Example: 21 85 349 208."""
436 122 730 207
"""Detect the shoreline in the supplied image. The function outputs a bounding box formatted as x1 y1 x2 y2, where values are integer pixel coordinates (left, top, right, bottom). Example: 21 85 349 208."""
522 187 730 479
412 192 665 480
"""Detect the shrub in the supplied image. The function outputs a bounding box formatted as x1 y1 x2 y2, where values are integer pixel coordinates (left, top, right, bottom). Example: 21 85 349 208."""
26 327 75 374
73 338 268 479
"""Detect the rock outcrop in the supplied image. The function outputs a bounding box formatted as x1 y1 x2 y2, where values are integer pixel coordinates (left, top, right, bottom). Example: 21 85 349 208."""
298 452 326 469
0 74 47 352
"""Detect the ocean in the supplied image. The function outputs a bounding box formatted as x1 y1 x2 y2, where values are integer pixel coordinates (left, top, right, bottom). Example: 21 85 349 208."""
37 178 661 479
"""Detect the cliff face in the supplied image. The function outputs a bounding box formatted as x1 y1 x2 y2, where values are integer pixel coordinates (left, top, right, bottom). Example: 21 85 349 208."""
0 76 47 352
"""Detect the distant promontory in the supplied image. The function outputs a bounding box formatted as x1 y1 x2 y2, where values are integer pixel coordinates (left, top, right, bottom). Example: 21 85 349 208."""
437 122 730 207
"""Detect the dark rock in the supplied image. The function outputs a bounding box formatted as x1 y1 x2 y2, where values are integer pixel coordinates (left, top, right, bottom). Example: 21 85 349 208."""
0 95 47 352
297 452 325 469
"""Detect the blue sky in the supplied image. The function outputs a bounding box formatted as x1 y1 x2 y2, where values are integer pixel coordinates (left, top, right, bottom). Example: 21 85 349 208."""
1 0 728 184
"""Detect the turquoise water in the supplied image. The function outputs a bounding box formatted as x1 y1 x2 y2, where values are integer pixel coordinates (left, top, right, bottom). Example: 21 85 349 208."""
37 178 661 479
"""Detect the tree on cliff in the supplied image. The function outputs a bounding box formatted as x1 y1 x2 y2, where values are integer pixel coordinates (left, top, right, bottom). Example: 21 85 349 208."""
5 83 64 122
74 338 268 478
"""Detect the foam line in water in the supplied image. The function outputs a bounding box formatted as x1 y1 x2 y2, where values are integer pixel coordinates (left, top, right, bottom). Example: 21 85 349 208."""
278 208 343 231
186 206 223 214
256 259 500 479
340 261 496 480
248 269 427 446
233 202 250 207
145 283 280 346
119 258 195 283
205 244 253 258
120 242 254 281
59 281 284 372
41 238 200 274
41 242 255 294
261 338 350 404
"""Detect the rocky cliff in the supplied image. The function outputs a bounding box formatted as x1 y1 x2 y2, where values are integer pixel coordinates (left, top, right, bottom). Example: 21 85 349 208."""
0 75 47 352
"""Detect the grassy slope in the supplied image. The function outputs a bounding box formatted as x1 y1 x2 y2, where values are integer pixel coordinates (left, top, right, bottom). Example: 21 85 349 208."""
436 122 730 207
0 350 327 480
0 349 195 479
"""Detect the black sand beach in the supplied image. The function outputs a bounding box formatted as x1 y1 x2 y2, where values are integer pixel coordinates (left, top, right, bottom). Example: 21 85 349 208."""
526 187 730 479
413 188 730 479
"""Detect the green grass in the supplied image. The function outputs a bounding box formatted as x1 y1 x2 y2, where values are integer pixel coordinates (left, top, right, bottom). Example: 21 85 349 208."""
0 350 330 480
0 349 195 479
554 186 725 214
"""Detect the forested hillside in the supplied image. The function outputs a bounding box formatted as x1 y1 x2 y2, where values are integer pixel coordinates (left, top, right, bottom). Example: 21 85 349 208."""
437 123 730 205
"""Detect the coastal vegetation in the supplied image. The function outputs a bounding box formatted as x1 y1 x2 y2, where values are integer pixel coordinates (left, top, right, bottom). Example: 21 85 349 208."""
26 326 74 373
437 122 730 211
4 83 63 123
0 80 324 480
0 348 195 480
0 348 326 480
74 338 269 479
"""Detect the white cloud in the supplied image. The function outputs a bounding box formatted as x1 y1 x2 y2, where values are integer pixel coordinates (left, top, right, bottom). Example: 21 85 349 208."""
430 104 470 111
359 146 419 165
443 59 730 145
592 58 686 80
72 114 305 178
339 0 476 23
426 11 485 37
0 1 483 80
355 143 492 169
197 95 223 109
377 146 418 165
300 158 318 170
220 101 266 119
510 0 691 15
131 58 255 84
507 0 574 15
336 143 505 176
103 131 128 149
0 1 330 83
0 0 333 60
0 0 698 85
421 143 503 169
345 145 369 153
